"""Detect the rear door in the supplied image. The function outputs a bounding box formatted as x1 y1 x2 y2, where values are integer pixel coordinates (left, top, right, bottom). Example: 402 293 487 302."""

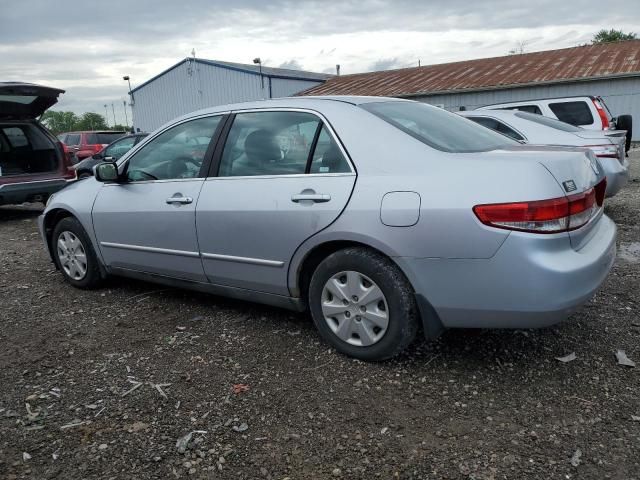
92 114 225 281
196 109 356 295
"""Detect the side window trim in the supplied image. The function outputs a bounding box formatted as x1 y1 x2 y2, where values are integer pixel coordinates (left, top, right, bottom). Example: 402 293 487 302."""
491 118 527 142
120 113 229 182
206 108 356 179
305 122 324 174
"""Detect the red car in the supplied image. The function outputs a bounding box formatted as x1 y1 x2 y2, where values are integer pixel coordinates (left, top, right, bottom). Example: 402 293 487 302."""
0 82 77 206
58 130 127 160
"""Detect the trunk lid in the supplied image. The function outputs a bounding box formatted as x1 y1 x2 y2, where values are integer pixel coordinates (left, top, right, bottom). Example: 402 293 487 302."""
572 129 626 162
0 82 65 119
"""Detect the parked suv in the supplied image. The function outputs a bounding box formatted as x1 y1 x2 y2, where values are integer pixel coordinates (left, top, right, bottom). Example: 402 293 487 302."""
59 130 127 161
74 132 148 178
0 82 76 206
477 96 632 152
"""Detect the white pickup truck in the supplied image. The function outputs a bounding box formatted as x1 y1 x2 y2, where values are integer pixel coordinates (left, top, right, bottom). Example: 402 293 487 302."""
477 95 633 152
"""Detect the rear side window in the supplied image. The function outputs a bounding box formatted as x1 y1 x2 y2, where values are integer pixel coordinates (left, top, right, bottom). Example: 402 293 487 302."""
2 127 29 147
87 132 126 145
467 117 525 141
65 134 80 146
514 111 583 132
362 101 517 153
500 105 542 115
548 101 594 126
309 126 351 174
219 111 320 177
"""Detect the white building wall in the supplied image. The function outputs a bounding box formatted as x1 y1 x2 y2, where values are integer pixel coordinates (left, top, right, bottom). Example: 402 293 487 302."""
132 60 324 132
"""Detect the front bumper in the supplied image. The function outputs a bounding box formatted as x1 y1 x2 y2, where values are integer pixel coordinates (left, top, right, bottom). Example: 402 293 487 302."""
600 157 630 197
397 215 617 329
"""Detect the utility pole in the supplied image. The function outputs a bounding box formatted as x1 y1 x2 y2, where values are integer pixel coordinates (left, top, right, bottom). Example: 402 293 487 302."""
104 104 109 127
123 100 129 128
111 103 117 128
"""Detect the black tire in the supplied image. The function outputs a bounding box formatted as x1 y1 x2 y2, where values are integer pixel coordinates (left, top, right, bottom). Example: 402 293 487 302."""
616 114 632 153
51 217 103 289
308 247 418 361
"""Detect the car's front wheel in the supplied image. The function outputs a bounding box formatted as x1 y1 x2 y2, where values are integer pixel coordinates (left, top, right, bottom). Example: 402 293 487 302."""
52 217 103 289
308 247 418 361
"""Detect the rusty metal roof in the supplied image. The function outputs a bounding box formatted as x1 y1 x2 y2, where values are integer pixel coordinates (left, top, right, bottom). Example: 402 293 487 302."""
300 40 640 97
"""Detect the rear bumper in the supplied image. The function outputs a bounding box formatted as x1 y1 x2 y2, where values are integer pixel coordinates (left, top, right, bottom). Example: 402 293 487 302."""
0 178 72 206
397 215 616 329
599 157 629 197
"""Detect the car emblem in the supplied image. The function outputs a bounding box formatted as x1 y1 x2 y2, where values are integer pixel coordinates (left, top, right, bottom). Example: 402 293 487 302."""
563 180 577 193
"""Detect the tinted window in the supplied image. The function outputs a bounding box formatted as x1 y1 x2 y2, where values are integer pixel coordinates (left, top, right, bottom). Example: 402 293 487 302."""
500 105 542 115
309 126 351 174
2 127 29 147
362 101 517 153
467 117 525 141
514 111 583 132
87 132 126 145
126 116 221 181
104 136 136 160
219 111 321 177
548 101 594 126
65 134 80 146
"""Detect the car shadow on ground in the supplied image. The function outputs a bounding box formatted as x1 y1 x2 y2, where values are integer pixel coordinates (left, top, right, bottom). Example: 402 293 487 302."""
101 274 583 372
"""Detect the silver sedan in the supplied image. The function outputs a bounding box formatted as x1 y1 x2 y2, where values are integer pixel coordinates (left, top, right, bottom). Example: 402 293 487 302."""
459 109 629 197
39 97 616 361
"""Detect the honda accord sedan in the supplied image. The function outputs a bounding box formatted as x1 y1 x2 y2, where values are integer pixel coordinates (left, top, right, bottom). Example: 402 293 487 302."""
39 96 616 361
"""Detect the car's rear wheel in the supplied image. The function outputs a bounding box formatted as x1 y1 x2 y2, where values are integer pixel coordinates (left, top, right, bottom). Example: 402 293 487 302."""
52 217 103 289
308 247 418 361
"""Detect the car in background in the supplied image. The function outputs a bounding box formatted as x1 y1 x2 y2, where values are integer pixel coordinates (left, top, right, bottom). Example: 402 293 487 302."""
459 109 629 197
477 95 632 152
74 132 147 178
0 82 76 206
40 97 615 361
59 130 127 161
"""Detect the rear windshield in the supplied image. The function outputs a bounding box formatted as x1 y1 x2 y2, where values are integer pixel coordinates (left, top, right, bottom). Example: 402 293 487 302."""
87 132 126 144
514 111 583 132
548 101 594 126
361 102 517 153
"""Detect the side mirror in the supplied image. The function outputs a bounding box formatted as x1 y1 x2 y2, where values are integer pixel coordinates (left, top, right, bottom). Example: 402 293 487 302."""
94 162 119 182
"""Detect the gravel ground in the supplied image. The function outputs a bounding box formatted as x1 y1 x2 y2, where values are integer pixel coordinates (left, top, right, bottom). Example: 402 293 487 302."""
1 151 639 480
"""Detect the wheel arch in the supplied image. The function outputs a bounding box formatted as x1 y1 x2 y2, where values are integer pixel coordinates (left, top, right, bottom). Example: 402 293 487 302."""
42 208 75 261
290 235 444 340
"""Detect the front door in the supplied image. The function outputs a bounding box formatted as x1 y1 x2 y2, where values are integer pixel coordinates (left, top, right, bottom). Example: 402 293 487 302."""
92 115 224 282
196 110 356 295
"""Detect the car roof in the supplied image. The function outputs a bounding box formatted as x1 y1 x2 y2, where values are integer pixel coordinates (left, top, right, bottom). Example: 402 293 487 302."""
183 95 408 116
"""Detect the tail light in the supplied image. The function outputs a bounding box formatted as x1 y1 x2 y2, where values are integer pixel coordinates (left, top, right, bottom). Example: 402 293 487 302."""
473 179 606 234
58 141 78 180
93 144 105 153
592 99 610 130
586 144 618 159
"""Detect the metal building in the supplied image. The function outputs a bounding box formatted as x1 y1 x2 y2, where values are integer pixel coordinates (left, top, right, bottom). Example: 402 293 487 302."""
301 40 640 140
130 58 331 132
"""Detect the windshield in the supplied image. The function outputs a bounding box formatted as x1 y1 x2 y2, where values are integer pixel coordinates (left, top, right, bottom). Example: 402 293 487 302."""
514 111 583 132
361 101 517 153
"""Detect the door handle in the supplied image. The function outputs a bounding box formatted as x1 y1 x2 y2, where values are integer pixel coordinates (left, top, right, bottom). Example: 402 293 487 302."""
291 193 331 203
166 196 193 205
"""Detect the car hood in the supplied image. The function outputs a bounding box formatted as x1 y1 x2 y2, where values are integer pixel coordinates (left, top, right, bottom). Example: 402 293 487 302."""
0 82 65 119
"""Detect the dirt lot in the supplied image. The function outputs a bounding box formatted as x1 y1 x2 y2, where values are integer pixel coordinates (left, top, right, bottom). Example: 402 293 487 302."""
1 152 639 480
